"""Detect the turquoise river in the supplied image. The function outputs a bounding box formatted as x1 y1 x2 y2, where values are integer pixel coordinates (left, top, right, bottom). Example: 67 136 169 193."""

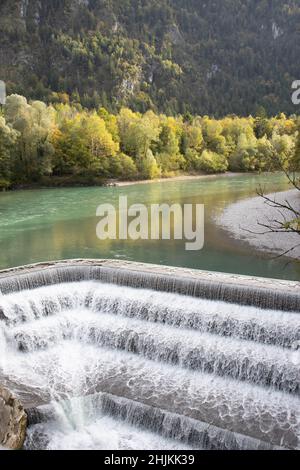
0 172 299 280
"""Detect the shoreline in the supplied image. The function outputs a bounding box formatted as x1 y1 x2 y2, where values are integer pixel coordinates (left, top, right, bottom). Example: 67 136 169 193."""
216 189 300 260
3 171 250 192
114 172 247 187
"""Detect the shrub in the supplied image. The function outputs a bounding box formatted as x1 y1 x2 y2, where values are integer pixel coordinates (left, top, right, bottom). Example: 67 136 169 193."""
198 150 228 173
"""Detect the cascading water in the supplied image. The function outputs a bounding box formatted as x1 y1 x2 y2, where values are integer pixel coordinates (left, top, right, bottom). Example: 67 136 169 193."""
0 274 299 450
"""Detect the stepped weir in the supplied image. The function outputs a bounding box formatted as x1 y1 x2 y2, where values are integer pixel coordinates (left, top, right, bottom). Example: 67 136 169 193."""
0 260 299 450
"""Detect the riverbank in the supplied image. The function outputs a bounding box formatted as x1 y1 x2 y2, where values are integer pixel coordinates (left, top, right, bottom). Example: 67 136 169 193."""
8 175 106 191
114 172 244 187
217 189 300 260
4 171 246 191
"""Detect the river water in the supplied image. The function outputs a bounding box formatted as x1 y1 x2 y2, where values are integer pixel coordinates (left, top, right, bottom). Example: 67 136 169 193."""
0 172 299 280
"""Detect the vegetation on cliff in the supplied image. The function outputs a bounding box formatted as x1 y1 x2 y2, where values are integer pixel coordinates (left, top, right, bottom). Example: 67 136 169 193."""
0 0 299 116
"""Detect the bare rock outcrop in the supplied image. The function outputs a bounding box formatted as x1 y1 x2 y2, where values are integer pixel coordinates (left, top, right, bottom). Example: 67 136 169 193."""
0 386 27 449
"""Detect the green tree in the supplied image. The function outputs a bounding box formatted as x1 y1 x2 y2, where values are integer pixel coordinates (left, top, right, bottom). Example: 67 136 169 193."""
270 132 296 171
229 134 258 171
109 153 138 180
53 112 119 176
198 149 228 174
156 117 184 174
5 95 55 181
0 116 19 188
139 149 161 179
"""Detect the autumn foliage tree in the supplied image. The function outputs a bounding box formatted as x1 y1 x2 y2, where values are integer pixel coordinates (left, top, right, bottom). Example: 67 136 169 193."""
0 95 299 188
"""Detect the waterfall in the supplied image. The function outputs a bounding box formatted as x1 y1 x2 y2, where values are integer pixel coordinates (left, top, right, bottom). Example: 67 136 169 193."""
25 393 278 450
8 305 299 394
0 263 300 312
0 263 299 450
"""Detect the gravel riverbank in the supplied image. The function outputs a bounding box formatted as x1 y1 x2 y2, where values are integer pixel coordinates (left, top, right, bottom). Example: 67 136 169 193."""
216 189 300 260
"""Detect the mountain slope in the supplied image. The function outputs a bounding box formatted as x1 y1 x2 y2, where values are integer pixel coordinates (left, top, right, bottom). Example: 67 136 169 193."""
0 0 299 116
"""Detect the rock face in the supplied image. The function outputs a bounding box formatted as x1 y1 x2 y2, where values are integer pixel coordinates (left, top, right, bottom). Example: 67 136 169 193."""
0 386 27 449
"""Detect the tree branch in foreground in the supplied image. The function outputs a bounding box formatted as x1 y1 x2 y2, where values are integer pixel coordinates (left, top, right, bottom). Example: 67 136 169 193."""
240 181 300 260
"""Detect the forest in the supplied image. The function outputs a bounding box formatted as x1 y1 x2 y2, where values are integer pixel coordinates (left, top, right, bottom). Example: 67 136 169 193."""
0 0 300 116
0 94 299 190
